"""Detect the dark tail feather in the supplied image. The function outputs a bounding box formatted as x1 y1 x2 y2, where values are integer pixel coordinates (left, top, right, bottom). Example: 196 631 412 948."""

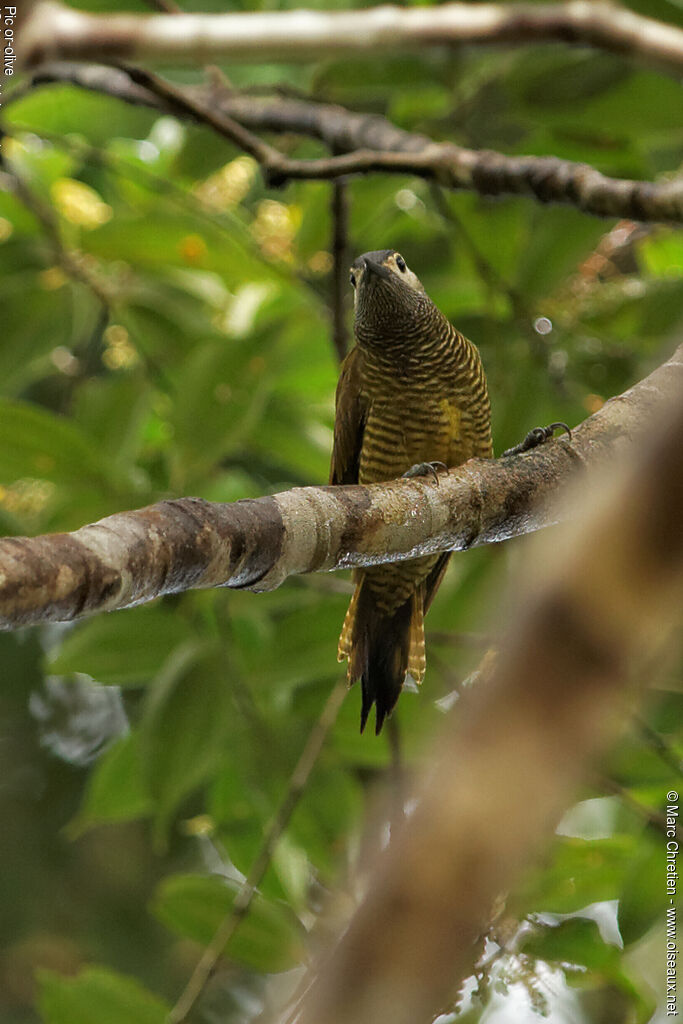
347 581 413 735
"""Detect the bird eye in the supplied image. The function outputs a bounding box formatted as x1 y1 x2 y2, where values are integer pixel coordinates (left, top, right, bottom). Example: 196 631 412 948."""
395 254 407 272
349 272 356 288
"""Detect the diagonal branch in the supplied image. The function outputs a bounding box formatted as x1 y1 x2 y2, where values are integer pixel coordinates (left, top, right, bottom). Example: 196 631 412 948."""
9 63 683 223
116 63 279 168
287 352 683 1024
260 145 683 223
0 160 113 306
17 1 683 75
0 343 680 632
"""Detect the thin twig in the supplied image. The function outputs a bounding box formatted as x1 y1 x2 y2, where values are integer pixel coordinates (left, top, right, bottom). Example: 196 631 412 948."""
144 0 182 12
428 630 490 649
116 63 279 169
330 179 350 364
596 773 668 834
429 183 544 355
167 676 348 1024
0 161 112 307
430 183 517 305
635 715 683 777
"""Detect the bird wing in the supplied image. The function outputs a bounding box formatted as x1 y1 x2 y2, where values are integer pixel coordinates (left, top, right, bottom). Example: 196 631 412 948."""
329 346 368 486
423 552 452 613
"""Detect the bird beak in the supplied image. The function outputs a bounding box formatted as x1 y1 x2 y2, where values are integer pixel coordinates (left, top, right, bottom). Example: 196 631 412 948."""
363 256 392 281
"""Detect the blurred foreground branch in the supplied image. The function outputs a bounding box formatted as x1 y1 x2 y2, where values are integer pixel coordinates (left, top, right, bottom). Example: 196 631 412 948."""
10 63 683 222
0 344 680 631
18 2 683 75
286 360 683 1024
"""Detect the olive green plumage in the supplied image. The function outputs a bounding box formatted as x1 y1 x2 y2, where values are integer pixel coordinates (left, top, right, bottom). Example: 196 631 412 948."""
330 250 492 733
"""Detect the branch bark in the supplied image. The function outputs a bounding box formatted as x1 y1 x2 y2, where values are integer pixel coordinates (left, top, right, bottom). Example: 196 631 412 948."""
18 1 683 75
0 344 680 631
287 346 683 1024
12 63 683 223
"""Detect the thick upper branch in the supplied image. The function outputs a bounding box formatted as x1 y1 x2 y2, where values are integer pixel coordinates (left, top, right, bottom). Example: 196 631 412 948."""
0 344 680 631
18 1 683 75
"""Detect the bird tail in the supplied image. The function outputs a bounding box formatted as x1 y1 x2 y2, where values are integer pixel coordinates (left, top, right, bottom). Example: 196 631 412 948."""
338 576 426 734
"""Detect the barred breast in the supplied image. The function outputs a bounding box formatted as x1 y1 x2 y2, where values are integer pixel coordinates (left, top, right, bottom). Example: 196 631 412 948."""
359 395 447 614
356 323 491 615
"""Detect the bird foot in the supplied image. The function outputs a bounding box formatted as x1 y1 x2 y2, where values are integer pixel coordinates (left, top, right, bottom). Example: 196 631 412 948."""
502 422 571 458
402 461 448 485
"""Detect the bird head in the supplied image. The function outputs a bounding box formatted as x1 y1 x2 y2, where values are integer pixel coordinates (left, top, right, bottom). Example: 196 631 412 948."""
350 250 430 346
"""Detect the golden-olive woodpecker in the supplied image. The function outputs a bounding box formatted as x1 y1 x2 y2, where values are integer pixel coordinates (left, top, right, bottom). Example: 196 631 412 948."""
330 249 493 734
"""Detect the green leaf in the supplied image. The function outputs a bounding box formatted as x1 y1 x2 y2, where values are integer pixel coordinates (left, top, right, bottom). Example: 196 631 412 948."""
7 85 158 147
85 211 266 282
72 375 153 471
513 207 606 299
69 732 152 837
640 231 683 279
0 630 45 695
2 132 79 194
288 763 361 875
516 51 629 110
37 966 169 1024
139 645 235 840
521 917 620 972
49 607 194 687
152 872 304 973
513 836 635 916
618 832 668 945
0 280 72 394
0 399 110 487
233 595 344 694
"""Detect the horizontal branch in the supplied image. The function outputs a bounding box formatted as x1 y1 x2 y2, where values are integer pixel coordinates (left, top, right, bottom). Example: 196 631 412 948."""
13 63 683 223
18 1 683 75
0 344 680 631
258 146 683 223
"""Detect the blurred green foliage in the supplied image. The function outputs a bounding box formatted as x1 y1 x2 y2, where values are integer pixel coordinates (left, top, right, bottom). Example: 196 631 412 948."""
0 1 682 1022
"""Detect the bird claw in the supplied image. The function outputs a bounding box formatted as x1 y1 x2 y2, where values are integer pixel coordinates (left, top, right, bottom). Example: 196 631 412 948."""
502 422 571 458
402 461 449 485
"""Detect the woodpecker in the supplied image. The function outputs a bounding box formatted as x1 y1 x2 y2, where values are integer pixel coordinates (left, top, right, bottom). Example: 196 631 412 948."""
330 249 493 734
